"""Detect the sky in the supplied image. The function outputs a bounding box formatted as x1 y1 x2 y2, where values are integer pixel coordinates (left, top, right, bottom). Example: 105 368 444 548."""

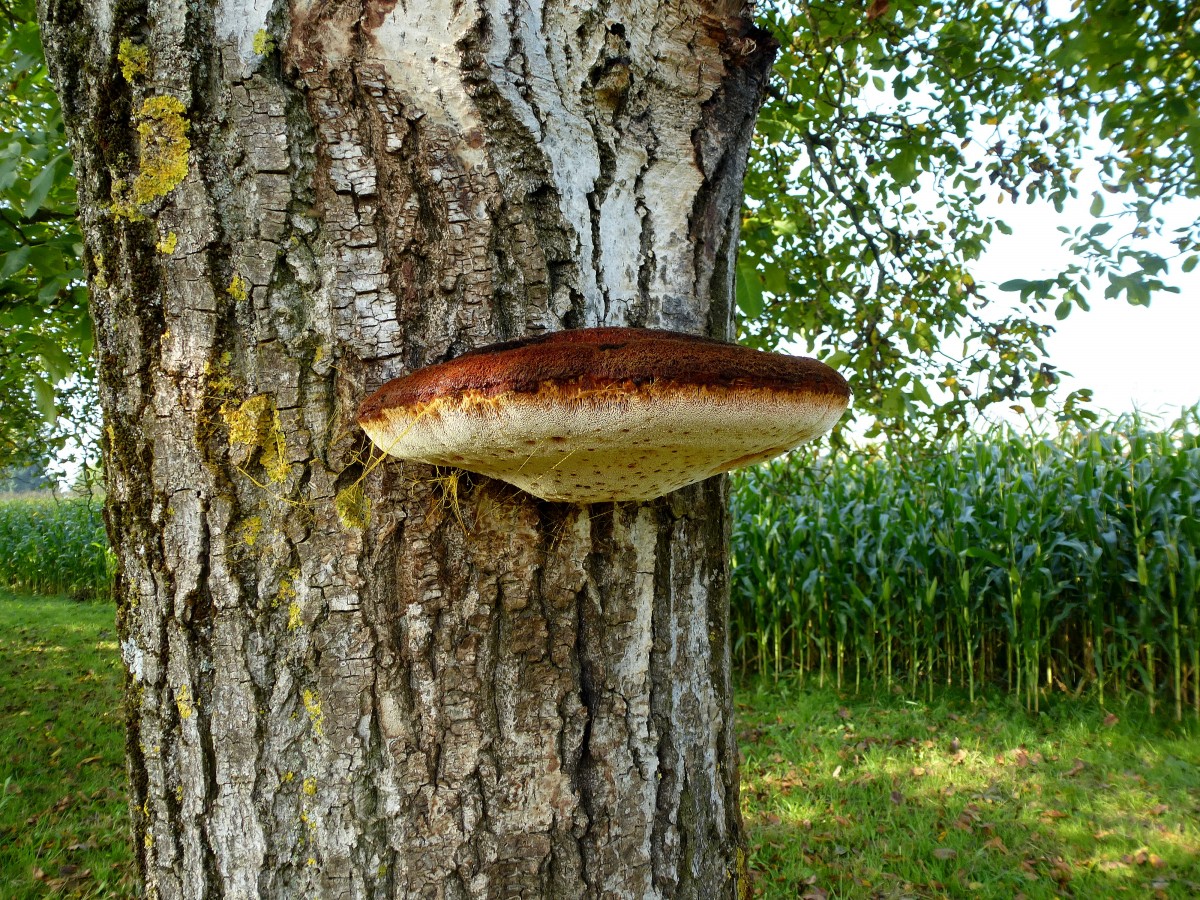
972 185 1200 423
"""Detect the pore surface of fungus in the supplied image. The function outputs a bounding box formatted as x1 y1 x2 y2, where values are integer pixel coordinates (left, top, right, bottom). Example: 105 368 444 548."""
357 327 850 503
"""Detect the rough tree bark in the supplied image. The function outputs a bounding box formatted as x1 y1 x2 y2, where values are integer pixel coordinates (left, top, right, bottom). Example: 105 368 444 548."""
39 0 775 896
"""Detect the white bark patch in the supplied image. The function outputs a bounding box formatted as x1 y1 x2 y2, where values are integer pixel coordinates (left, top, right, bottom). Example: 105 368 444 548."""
483 0 602 312
369 1 488 171
215 0 275 75
90 0 113 48
121 638 145 682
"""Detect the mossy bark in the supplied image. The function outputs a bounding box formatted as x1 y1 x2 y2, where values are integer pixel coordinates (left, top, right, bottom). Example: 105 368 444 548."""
38 0 774 896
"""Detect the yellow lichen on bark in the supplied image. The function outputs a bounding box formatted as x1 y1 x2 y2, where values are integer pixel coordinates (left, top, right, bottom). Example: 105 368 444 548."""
133 96 190 204
228 273 249 301
302 690 324 738
222 393 290 484
334 482 369 530
111 95 190 219
118 39 150 82
252 30 276 56
174 684 194 720
239 516 263 547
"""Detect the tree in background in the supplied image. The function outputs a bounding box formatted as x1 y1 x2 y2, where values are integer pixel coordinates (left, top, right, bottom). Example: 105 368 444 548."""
1 0 97 478
740 0 1200 438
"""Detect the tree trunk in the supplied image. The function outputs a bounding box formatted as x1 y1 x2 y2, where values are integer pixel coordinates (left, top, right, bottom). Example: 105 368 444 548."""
39 0 774 896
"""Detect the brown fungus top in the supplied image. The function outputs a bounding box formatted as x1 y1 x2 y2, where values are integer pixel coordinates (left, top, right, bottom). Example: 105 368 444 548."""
357 327 850 504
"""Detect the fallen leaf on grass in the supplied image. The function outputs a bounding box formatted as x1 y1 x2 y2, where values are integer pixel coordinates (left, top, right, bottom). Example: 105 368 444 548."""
1102 712 1119 727
1123 847 1166 867
983 836 1008 854
1147 803 1169 817
837 707 851 720
1064 758 1086 777
932 848 957 860
890 790 903 806
1039 808 1069 821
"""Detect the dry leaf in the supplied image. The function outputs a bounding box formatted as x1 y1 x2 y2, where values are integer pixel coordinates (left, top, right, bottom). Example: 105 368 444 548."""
1102 712 1119 727
1065 758 1086 777
932 848 957 860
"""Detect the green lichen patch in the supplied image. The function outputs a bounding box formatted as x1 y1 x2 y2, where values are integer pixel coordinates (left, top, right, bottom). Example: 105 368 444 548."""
133 96 190 204
222 393 290 484
204 351 236 397
334 482 370 530
227 272 249 302
274 570 298 607
174 684 194 720
117 38 150 82
301 689 324 738
252 29 276 56
111 95 191 219
239 515 263 548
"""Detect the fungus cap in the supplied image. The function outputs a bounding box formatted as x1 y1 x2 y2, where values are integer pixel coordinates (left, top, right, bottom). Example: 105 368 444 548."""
357 327 850 503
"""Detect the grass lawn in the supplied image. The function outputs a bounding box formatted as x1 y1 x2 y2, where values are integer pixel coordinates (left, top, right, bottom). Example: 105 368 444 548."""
0 590 133 898
2 590 1198 898
739 679 1200 898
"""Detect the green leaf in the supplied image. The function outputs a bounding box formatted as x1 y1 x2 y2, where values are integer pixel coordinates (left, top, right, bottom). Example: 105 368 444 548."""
0 246 32 278
32 374 57 421
736 258 765 319
1183 255 1198 274
22 155 62 218
998 279 1029 292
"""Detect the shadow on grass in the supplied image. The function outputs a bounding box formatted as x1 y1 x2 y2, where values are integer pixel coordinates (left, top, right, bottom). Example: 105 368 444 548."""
737 679 1200 899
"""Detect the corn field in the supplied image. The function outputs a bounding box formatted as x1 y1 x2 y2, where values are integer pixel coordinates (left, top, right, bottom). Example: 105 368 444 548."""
0 495 112 600
731 408 1200 719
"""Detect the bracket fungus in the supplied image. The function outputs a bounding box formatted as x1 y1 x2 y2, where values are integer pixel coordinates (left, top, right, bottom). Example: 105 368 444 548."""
357 327 850 504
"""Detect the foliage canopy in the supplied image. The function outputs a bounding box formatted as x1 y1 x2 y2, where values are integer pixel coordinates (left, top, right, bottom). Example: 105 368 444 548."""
4 0 1200 464
0 0 92 472
739 0 1200 438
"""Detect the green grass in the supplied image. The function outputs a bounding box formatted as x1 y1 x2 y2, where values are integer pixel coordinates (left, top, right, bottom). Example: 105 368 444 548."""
0 589 133 899
739 678 1200 898
3 591 1198 899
